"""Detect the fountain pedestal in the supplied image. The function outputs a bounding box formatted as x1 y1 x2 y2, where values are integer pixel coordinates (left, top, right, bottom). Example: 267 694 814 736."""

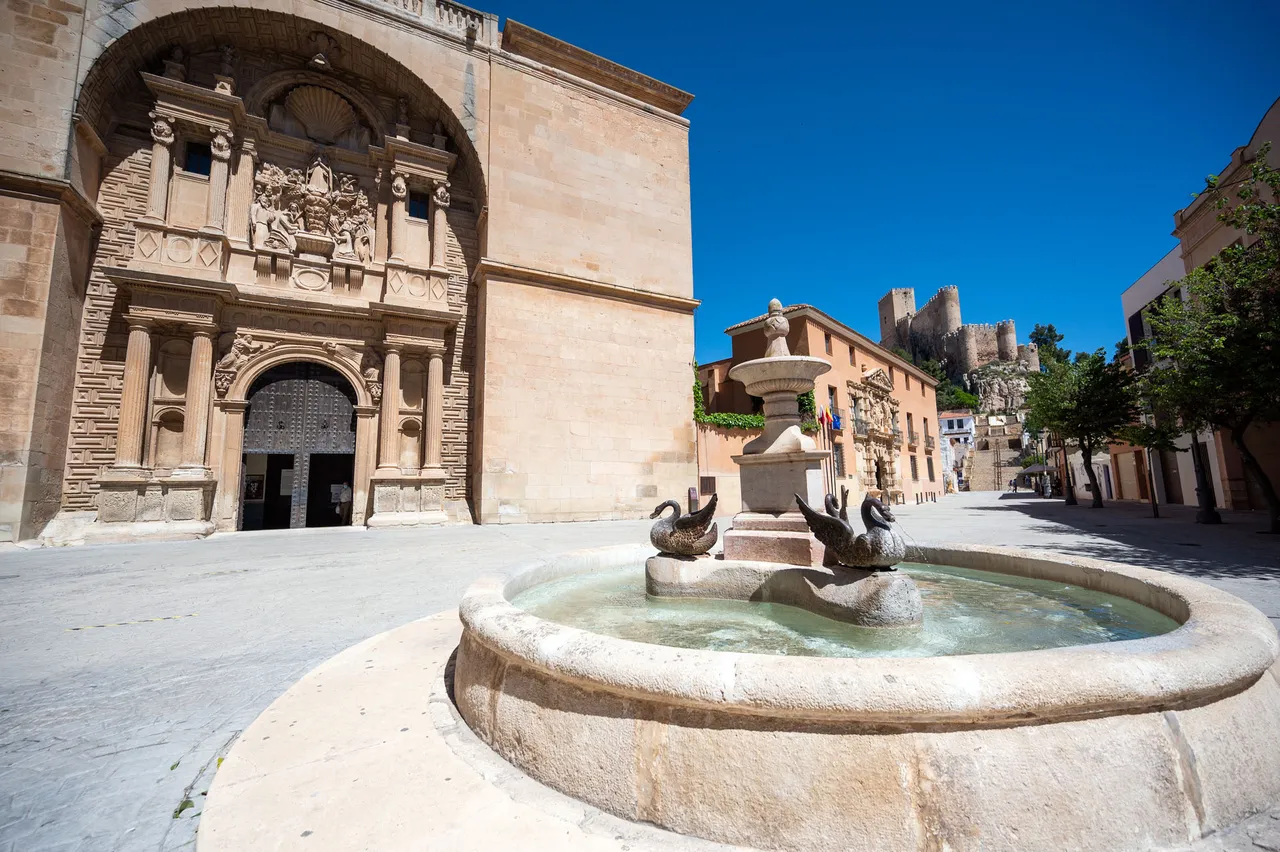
720 352 832 567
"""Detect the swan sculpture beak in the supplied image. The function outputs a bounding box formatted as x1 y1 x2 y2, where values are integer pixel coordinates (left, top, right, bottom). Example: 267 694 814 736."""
880 505 897 523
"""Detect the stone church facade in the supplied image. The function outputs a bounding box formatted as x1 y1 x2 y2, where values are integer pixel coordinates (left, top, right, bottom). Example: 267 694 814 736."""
0 1 698 542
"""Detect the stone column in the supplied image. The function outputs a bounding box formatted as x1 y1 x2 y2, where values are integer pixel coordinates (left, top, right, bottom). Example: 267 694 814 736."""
430 181 450 270
176 326 216 474
114 318 154 470
225 138 255 245
204 129 232 234
389 172 408 264
377 345 402 471
423 350 444 472
144 114 175 223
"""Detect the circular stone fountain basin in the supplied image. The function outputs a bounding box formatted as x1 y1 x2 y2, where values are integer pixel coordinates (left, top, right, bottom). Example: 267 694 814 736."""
456 543 1280 852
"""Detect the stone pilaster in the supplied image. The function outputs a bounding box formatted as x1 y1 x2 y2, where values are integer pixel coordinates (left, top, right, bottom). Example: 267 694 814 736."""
377 345 402 470
144 114 174 224
430 181 450 270
389 172 407 264
423 350 444 472
225 138 255 246
176 326 215 475
204 130 232 235
113 318 154 471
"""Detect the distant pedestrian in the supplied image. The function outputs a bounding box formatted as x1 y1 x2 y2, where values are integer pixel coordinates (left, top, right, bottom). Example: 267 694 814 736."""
1012 478 1018 493
338 481 353 524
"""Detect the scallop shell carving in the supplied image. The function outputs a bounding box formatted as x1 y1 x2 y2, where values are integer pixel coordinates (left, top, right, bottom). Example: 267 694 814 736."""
285 86 357 145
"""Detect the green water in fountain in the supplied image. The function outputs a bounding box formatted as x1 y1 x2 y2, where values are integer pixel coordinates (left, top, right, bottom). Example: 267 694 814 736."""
510 563 1179 658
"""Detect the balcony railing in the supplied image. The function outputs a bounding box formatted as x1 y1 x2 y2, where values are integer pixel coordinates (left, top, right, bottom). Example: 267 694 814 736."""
925 435 936 451
892 425 903 446
375 0 497 45
852 417 869 437
828 407 845 430
907 430 920 448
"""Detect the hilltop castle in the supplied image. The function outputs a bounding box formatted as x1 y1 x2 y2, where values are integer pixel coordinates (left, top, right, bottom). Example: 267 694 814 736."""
877 286 1039 380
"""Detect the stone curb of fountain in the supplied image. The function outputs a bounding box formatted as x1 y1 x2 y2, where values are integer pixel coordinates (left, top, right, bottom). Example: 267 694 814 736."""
460 543 1279 726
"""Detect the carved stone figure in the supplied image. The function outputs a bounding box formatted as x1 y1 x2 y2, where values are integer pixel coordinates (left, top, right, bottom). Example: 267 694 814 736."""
763 298 790 358
649 494 718 557
149 113 174 146
361 348 383 404
214 333 274 396
210 130 232 162
250 160 371 258
216 333 272 372
795 489 907 571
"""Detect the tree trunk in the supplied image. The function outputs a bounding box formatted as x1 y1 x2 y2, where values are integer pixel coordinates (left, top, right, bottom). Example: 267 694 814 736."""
1062 439 1077 506
1081 444 1104 508
1228 424 1280 534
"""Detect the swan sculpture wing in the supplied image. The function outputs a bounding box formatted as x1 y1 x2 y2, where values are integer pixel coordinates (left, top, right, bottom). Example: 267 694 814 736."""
795 493 853 553
674 493 717 533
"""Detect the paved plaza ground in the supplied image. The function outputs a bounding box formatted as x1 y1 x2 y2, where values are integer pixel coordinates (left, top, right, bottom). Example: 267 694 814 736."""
1 491 1277 852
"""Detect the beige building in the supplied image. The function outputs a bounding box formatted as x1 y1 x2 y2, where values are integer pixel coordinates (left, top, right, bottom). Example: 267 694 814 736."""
0 1 699 542
698 304 942 513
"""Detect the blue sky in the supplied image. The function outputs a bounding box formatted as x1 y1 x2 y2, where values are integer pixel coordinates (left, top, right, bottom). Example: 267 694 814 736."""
498 0 1280 363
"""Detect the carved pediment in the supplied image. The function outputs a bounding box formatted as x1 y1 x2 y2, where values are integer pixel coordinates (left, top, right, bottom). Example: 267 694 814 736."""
863 367 894 393
267 84 371 151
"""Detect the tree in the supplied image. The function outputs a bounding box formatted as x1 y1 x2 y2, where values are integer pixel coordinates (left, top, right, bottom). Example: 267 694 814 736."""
1025 350 1141 508
1139 143 1280 532
1030 323 1072 367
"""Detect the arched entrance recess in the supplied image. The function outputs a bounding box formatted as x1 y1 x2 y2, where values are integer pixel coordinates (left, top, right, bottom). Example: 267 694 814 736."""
241 363 358 530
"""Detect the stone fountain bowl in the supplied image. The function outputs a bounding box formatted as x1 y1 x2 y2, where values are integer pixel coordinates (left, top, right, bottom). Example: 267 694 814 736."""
455 543 1280 852
727 355 832 396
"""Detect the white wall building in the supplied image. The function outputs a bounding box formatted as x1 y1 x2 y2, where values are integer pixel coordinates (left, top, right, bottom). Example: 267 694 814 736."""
939 411 976 490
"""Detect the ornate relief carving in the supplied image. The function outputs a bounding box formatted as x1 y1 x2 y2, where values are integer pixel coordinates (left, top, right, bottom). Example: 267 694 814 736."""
209 130 232 161
391 172 408 201
268 82 369 150
432 181 450 209
149 113 175 146
214 333 274 397
250 158 372 262
848 370 901 440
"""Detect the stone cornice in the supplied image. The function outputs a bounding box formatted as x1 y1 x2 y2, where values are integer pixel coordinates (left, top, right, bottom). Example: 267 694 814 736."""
0 169 102 227
475 258 699 314
500 20 693 117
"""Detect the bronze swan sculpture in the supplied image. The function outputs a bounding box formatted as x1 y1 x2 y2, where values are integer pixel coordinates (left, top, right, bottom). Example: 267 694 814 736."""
649 493 718 556
795 488 907 570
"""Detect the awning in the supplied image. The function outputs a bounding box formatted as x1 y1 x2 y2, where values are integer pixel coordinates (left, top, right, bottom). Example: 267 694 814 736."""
1019 464 1052 474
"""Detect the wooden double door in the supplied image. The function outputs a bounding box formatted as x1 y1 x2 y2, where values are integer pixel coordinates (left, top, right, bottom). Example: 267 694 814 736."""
241 362 357 530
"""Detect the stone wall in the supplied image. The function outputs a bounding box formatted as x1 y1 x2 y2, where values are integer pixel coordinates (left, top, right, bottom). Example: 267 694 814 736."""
909 285 961 347
0 0 84 178
485 58 693 299
60 135 150 511
475 279 695 523
0 195 91 541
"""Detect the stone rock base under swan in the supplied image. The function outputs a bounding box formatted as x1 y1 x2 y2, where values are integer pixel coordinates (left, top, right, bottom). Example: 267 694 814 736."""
645 555 923 628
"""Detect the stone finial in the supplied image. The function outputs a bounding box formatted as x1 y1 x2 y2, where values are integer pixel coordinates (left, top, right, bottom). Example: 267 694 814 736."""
763 298 790 358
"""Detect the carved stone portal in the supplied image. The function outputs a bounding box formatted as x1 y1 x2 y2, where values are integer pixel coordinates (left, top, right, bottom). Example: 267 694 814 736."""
214 332 275 397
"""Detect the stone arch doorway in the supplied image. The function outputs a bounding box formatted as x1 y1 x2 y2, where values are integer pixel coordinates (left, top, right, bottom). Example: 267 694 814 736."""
241 362 357 530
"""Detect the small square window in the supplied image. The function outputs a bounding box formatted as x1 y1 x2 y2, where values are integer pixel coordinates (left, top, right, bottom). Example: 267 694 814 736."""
183 142 212 176
408 192 430 220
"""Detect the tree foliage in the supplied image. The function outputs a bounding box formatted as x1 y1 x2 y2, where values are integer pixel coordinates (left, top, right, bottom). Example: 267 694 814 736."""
1139 142 1280 532
1025 351 1141 508
1030 323 1072 367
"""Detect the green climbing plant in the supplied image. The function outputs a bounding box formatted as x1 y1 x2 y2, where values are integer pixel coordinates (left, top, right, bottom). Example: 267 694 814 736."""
693 364 817 432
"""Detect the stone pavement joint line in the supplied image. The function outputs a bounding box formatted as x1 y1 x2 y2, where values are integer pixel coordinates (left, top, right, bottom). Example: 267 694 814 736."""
0 495 1277 851
66 614 199 631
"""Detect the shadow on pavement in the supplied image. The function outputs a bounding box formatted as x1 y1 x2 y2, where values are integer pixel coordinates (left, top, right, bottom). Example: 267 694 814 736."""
973 494 1280 581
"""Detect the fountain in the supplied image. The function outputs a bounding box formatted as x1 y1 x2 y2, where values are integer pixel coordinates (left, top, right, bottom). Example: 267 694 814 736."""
453 299 1280 852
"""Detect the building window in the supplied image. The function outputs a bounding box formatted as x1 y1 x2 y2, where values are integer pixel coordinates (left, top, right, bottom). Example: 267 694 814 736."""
849 345 855 366
408 191 430 220
183 142 212 176
923 417 929 437
833 443 845 478
906 413 913 432
927 457 935 481
910 455 919 481
824 332 832 355
947 419 955 430
889 366 894 384
905 373 910 391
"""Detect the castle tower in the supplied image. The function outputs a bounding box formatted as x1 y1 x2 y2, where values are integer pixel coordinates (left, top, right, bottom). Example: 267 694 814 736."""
937 285 962 336
878 288 915 349
958 325 980 374
1017 342 1041 372
996 320 1018 362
